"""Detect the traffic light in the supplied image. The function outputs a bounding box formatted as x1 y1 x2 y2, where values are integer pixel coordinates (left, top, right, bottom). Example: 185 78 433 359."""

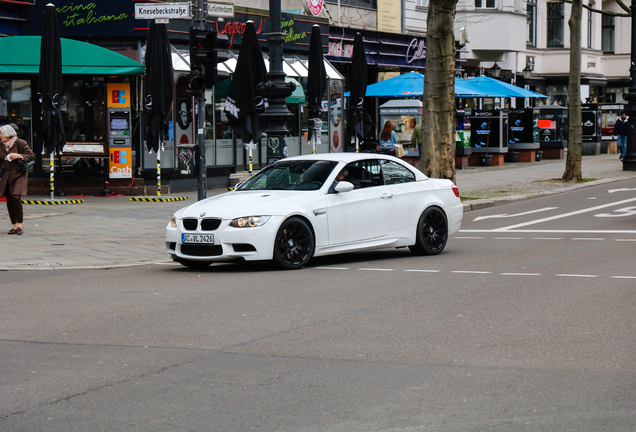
189 28 214 71
187 70 206 93
209 32 230 86
189 28 230 89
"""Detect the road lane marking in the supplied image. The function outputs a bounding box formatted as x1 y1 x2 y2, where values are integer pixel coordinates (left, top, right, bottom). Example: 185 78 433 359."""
500 273 542 276
452 271 492 274
492 197 636 231
404 269 441 273
608 187 636 193
572 238 605 241
611 276 636 279
461 229 636 234
556 274 599 278
314 267 349 270
595 206 636 218
493 237 524 240
615 239 636 242
454 236 484 239
532 237 563 240
473 207 558 222
359 268 395 271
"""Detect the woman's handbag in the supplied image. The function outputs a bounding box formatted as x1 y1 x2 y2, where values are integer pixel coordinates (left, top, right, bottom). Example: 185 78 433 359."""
17 159 34 172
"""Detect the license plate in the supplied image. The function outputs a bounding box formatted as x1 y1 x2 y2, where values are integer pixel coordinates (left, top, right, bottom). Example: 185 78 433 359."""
182 234 214 244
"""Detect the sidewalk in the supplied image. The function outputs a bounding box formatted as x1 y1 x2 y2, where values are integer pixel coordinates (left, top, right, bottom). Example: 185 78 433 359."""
1 154 634 271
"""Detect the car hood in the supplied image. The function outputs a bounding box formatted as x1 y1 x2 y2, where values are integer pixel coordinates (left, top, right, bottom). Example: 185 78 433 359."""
176 190 322 219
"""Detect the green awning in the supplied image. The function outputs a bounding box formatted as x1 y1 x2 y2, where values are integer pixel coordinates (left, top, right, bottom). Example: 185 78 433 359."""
0 36 145 75
285 77 305 104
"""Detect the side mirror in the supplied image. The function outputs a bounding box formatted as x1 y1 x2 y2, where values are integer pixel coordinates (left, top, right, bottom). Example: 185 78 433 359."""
334 181 354 193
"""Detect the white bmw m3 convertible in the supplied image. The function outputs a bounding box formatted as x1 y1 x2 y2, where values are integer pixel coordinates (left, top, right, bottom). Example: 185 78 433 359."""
166 153 463 269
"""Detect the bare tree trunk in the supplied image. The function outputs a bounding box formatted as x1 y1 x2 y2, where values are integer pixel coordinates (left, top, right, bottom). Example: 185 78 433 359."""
421 0 459 182
563 0 583 181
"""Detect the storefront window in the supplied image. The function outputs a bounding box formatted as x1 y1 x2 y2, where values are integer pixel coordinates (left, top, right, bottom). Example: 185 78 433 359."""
61 78 106 142
0 79 32 142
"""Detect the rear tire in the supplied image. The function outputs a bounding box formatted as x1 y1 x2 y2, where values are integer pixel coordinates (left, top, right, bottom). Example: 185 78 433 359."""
272 217 315 270
409 207 448 256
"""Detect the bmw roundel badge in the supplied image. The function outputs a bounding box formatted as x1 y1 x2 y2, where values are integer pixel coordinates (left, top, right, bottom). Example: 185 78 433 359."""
200 212 206 217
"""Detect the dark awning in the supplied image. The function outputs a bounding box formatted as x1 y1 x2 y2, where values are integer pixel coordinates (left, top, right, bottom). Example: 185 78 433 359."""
0 36 145 75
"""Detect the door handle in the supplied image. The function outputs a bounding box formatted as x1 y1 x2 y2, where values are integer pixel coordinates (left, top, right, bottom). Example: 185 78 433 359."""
381 193 393 199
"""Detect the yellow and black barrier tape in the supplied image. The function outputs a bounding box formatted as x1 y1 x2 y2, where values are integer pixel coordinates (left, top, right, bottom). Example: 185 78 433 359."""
129 196 188 202
22 199 84 205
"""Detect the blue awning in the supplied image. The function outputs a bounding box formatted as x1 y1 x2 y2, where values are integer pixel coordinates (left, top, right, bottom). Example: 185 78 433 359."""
466 76 548 98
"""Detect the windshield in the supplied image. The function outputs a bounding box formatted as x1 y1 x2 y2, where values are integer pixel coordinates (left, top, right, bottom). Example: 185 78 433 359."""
237 160 338 191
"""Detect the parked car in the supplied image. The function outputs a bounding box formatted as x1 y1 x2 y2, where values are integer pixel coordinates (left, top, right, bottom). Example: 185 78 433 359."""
166 153 463 270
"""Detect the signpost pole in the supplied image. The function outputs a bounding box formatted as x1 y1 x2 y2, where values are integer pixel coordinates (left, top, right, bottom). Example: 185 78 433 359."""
194 0 207 200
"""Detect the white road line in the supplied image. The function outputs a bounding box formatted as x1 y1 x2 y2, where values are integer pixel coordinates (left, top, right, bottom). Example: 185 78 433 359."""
493 237 524 240
359 268 395 272
314 267 349 270
404 269 441 273
473 207 558 222
532 237 563 240
556 274 599 278
611 276 636 279
500 273 542 276
494 197 636 231
452 271 492 274
454 236 484 239
461 229 636 234
155 262 181 266
572 238 605 241
615 239 636 242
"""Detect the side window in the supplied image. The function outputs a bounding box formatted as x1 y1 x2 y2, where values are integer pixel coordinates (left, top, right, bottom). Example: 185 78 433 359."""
380 160 416 185
340 159 383 188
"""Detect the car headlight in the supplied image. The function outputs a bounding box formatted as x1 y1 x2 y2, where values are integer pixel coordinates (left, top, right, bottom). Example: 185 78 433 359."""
170 215 178 227
230 215 270 228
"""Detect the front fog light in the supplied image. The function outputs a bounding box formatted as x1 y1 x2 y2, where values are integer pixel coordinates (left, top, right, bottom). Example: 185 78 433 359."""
230 215 270 228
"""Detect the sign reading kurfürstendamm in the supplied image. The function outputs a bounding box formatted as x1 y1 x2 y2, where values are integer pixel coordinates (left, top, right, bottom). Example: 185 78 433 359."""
207 2 234 18
134 3 191 20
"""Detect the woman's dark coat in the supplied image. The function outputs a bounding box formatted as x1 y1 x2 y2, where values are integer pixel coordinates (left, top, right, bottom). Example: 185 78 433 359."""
0 139 35 197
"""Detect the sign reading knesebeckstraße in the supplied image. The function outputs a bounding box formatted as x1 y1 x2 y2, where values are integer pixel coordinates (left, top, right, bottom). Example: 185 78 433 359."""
208 2 235 18
135 3 191 20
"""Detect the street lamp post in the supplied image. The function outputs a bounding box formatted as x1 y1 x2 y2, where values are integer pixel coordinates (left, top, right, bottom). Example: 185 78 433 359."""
259 0 294 162
622 0 636 170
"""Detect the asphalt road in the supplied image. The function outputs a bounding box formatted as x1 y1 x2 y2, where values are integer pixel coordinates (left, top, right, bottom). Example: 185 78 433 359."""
1 180 635 431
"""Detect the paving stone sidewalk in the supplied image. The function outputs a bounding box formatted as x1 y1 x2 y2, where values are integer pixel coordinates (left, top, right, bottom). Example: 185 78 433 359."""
1 153 634 270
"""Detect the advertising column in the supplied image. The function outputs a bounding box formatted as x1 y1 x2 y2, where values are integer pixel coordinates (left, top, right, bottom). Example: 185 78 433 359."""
328 80 343 153
108 83 132 179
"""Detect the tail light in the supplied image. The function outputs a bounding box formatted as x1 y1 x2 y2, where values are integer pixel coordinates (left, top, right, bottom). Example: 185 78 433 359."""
452 184 460 198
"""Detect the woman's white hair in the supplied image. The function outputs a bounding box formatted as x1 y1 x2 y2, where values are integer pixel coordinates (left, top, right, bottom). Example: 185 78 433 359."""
0 124 17 138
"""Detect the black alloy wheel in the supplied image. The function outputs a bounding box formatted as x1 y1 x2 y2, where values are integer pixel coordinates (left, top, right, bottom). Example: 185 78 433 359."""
273 217 315 269
409 207 448 256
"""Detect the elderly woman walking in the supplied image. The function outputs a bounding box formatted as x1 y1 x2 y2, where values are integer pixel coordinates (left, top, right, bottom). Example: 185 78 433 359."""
0 124 35 235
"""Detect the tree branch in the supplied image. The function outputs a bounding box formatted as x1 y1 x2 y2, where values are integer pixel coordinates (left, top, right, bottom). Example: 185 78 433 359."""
561 0 631 17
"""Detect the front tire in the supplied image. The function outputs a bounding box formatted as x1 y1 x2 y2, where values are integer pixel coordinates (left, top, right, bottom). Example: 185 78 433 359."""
273 217 315 270
409 207 448 256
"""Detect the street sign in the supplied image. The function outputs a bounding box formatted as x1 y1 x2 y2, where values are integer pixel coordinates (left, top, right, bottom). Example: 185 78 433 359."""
207 1 234 18
135 3 191 20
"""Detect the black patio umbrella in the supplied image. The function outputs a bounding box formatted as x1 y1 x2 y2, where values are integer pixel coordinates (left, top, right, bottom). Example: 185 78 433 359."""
37 3 66 156
307 25 326 152
144 21 173 154
348 32 372 142
224 20 268 147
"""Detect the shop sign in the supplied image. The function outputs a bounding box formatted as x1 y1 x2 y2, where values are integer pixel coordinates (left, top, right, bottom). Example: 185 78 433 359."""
406 38 425 64
329 41 354 58
303 0 325 17
216 17 309 49
109 148 132 179
107 84 131 108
